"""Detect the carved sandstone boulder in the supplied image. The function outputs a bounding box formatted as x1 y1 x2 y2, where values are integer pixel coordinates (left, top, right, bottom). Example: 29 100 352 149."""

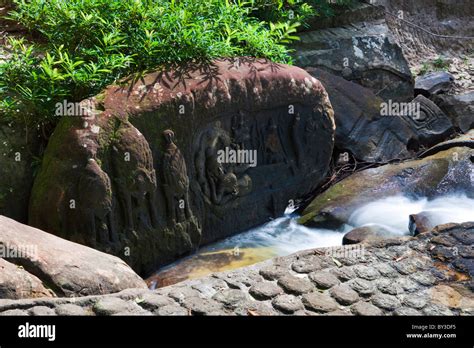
29 58 335 274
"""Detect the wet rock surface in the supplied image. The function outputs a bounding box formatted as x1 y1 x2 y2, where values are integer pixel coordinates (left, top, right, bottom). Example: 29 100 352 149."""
1 222 471 316
299 135 474 228
343 226 394 245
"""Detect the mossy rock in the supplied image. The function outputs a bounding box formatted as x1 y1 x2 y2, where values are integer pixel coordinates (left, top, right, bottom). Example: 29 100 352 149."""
299 145 474 228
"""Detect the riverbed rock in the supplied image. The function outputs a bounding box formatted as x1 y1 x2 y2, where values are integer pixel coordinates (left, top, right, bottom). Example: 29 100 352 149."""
418 129 474 158
432 92 474 133
343 226 394 245
309 271 339 290
307 68 454 162
429 222 474 283
371 293 401 311
0 215 146 297
271 294 304 314
293 12 413 102
409 212 439 235
351 301 383 316
415 71 455 97
28 58 335 274
0 259 54 299
277 275 314 295
299 135 474 228
1 221 472 316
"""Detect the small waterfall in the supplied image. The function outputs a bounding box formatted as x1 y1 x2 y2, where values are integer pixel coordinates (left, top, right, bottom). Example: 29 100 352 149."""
348 194 474 235
147 194 474 288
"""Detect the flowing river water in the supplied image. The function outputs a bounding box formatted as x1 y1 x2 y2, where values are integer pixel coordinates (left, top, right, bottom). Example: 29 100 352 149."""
146 194 474 289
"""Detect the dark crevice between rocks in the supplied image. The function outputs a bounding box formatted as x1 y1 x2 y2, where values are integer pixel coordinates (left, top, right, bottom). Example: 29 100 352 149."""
3 256 65 297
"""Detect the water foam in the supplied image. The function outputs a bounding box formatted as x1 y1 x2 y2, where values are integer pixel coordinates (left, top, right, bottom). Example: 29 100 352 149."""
348 194 474 235
205 194 474 255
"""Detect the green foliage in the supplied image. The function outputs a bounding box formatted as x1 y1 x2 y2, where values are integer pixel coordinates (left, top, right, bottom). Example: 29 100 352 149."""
416 56 450 76
432 56 450 70
0 0 347 130
247 0 356 26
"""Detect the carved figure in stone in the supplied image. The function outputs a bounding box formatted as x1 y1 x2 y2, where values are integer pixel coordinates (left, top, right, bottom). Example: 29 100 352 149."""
231 112 253 174
304 114 319 147
112 123 159 231
264 118 285 164
236 174 252 197
232 112 251 151
305 114 319 139
195 121 231 195
130 167 159 229
291 112 303 170
162 129 193 223
304 113 320 165
213 171 239 205
204 149 238 205
196 120 253 205
77 158 115 246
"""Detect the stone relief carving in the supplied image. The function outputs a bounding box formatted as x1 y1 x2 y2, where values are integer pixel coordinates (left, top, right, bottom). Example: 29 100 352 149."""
77 158 115 247
161 129 193 224
263 118 285 165
291 112 303 171
111 124 159 233
195 120 252 205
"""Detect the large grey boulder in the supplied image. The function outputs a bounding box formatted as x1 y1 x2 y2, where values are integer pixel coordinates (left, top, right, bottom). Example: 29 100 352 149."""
433 92 474 133
293 14 413 102
0 258 54 299
28 58 335 274
0 215 146 297
308 68 454 162
415 71 455 97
